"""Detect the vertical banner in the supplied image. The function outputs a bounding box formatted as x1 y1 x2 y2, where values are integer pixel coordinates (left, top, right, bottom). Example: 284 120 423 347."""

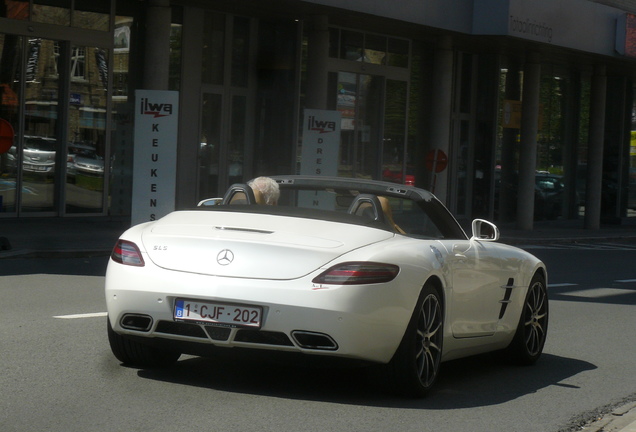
131 90 179 226
299 109 341 210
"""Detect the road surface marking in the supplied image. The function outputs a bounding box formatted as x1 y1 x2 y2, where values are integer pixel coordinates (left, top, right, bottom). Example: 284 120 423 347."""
53 312 108 319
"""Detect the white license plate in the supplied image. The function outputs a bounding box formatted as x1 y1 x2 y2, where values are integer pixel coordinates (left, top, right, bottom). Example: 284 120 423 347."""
174 299 262 328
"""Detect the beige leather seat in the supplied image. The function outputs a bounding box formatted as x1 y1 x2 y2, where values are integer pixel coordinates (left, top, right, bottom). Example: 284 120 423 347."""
378 196 406 234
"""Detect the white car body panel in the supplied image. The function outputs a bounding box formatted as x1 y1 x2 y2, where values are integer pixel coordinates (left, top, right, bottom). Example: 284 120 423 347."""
143 210 393 279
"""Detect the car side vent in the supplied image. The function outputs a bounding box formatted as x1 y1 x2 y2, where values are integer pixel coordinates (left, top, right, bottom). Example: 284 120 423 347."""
291 331 338 351
234 330 294 346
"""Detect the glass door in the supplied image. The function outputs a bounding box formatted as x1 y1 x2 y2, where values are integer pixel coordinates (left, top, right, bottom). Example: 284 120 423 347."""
198 91 248 200
21 37 63 214
197 13 253 200
65 44 109 214
332 71 384 179
450 52 476 219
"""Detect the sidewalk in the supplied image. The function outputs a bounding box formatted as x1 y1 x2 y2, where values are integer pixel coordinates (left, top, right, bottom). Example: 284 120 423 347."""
497 218 636 245
1 216 636 259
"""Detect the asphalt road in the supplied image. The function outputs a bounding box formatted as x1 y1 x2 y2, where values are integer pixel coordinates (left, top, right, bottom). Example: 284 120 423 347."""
0 245 635 432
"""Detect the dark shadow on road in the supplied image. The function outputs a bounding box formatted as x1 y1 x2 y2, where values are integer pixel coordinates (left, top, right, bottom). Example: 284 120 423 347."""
0 256 109 276
136 350 596 409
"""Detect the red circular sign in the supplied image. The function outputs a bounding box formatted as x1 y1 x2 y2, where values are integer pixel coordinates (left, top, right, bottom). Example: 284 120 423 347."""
425 149 448 173
0 119 14 154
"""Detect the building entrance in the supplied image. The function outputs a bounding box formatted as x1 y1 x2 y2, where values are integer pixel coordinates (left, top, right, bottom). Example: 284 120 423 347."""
195 13 255 202
322 29 411 183
198 90 250 200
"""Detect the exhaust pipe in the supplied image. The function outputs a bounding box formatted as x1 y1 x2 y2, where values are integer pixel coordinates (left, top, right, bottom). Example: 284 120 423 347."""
291 331 338 350
120 314 153 332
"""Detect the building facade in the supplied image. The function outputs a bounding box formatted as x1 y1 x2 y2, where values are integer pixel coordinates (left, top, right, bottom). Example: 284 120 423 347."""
1 0 636 230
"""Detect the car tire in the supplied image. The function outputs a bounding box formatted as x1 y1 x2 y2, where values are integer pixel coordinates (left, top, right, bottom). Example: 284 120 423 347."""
107 317 180 368
506 272 549 365
385 283 443 397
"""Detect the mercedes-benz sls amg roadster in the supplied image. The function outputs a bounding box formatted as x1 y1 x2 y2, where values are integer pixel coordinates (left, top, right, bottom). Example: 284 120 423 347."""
106 175 548 397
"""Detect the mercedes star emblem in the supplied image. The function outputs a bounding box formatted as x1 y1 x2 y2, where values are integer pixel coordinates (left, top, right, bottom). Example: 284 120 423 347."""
217 249 234 265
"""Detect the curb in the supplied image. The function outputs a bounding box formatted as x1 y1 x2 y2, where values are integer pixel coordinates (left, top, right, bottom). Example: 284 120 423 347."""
576 401 636 432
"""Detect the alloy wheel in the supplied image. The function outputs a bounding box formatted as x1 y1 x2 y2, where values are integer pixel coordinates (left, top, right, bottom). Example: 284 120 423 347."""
523 280 548 357
414 293 443 387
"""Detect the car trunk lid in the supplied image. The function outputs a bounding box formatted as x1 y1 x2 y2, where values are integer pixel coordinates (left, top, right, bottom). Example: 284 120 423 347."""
141 210 393 279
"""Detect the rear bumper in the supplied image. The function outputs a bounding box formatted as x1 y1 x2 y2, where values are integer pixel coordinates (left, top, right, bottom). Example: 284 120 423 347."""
105 260 412 364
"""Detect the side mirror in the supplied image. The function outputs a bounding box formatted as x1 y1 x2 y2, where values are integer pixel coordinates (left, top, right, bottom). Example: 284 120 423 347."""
197 198 222 207
470 219 500 241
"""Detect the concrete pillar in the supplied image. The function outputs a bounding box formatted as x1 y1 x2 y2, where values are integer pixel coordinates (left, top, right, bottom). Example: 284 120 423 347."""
429 36 453 204
516 53 541 231
143 0 171 90
584 65 607 229
305 15 329 110
499 61 521 223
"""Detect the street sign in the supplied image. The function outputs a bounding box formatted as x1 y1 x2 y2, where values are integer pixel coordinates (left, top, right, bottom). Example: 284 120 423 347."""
425 149 448 173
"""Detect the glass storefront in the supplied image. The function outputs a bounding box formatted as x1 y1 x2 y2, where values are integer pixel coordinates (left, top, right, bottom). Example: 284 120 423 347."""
3 1 636 223
0 33 21 213
495 62 579 223
0 35 110 215
0 0 112 217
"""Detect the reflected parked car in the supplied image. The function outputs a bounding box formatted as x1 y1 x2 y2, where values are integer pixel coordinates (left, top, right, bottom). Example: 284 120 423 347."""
67 144 104 178
22 136 56 175
495 170 564 220
534 172 564 220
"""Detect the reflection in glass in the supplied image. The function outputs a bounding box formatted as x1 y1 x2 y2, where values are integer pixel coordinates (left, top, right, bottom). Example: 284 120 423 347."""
202 12 225 85
335 72 383 180
382 80 408 184
32 0 70 26
229 95 246 184
0 34 22 213
199 93 222 200
22 38 62 213
340 30 363 61
630 93 636 216
231 17 250 87
73 0 110 30
456 120 470 216
1 0 29 19
65 45 108 214
387 38 409 68
364 34 386 65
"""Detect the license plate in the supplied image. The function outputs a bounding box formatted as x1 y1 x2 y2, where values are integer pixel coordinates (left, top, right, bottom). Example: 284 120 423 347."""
174 299 262 328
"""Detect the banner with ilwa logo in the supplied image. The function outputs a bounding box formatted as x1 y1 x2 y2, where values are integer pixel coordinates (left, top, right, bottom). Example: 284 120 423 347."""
131 90 179 226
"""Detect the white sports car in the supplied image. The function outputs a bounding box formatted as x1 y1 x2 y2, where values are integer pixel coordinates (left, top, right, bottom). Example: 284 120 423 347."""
106 176 548 397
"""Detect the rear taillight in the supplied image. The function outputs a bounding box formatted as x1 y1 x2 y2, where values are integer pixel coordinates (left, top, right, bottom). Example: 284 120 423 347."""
312 262 399 285
111 240 145 266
